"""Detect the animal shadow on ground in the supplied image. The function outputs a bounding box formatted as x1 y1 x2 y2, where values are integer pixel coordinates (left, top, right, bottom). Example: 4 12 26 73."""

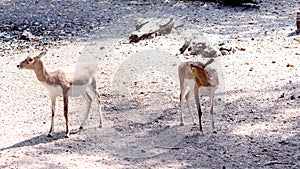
0 131 80 152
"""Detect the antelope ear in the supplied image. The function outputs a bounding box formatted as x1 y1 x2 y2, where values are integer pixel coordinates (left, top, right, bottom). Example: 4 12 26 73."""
29 47 35 54
36 50 47 58
204 59 214 67
190 62 196 68
190 62 201 68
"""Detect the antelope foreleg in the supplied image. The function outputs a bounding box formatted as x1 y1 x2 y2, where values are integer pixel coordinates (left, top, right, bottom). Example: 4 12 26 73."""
63 93 69 138
210 92 216 133
194 87 203 133
80 92 92 129
48 97 56 137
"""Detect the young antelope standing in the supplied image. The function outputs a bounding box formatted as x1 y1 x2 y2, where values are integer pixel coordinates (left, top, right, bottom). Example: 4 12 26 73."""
178 59 219 133
17 50 103 138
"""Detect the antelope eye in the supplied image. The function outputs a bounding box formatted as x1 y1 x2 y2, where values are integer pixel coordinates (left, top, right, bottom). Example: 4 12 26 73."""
28 58 33 62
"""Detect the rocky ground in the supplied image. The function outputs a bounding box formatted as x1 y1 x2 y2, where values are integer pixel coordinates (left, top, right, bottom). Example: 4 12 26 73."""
0 0 299 168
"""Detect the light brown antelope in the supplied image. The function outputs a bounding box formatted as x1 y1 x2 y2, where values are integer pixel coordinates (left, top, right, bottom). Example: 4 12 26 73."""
178 59 219 133
17 50 102 138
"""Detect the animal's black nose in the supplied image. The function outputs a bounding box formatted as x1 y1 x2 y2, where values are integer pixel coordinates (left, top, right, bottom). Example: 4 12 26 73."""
17 65 20 68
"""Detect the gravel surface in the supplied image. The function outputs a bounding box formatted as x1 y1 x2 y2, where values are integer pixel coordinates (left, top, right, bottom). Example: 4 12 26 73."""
0 0 299 168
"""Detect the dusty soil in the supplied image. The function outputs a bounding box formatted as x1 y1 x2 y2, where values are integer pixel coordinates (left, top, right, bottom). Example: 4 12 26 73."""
0 0 299 168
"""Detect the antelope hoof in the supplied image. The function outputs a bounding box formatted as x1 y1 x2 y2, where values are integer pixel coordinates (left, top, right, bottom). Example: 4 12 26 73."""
47 133 53 137
65 132 70 138
180 122 184 126
99 124 103 128
192 119 197 125
213 130 217 134
79 126 84 130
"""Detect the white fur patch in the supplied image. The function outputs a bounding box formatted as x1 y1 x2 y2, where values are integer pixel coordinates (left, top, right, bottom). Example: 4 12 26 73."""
68 84 89 96
41 81 91 97
42 82 63 97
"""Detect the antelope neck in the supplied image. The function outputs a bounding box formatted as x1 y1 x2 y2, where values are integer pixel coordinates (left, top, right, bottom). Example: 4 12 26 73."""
33 61 54 85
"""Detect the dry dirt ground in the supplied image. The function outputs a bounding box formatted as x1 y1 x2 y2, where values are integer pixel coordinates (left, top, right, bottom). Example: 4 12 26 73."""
0 0 300 169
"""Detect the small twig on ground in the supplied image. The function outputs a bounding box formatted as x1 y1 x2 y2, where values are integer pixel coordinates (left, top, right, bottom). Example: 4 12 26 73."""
154 145 182 149
264 161 292 166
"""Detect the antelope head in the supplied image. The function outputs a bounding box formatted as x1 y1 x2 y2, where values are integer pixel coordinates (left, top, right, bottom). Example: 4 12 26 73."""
17 50 47 70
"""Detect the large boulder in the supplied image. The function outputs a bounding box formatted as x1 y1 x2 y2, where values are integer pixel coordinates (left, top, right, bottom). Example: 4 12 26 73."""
179 34 220 58
129 17 175 43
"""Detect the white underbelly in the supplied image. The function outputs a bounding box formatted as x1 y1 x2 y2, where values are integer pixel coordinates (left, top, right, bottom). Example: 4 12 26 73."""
68 85 89 96
41 82 89 97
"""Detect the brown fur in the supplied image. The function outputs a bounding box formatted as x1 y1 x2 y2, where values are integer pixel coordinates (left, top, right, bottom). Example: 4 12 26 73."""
191 62 211 87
